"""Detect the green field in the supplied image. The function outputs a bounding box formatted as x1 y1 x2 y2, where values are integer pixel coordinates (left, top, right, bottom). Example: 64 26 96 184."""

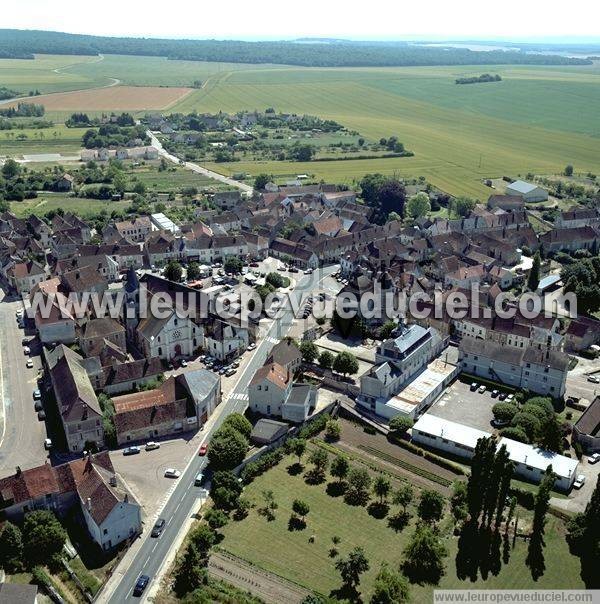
129 164 234 192
0 124 88 156
1 54 599 196
218 453 584 600
10 194 132 218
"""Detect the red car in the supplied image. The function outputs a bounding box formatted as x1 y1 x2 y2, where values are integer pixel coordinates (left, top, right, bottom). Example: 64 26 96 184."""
198 444 208 456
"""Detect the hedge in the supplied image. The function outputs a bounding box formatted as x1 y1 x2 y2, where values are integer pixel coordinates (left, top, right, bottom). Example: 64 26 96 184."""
240 449 284 484
387 434 466 475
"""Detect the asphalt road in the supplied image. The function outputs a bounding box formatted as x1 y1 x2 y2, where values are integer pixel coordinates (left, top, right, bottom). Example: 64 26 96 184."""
147 131 254 194
0 291 48 474
101 265 337 603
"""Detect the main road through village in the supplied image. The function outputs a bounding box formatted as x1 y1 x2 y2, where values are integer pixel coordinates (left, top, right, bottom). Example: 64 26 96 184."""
99 266 337 603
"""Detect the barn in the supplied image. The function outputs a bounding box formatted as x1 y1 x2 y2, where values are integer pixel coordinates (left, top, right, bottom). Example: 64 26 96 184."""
505 180 548 202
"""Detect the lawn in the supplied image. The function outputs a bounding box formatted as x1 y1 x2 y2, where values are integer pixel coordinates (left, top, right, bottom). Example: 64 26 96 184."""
10 194 132 218
218 452 584 601
0 125 87 157
129 164 233 192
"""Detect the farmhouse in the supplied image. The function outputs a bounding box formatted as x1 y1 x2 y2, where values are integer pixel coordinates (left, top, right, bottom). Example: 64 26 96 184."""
505 180 548 202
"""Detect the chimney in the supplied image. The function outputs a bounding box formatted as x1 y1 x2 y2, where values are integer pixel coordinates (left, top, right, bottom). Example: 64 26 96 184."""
15 466 21 476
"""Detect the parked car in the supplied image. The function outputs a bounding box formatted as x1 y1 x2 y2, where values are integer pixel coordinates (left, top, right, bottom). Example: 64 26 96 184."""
304 268 314 275
248 342 257 351
198 444 208 456
44 438 52 450
151 518 166 538
574 474 586 489
23 346 30 355
470 382 478 391
26 359 33 368
37 410 46 421
498 392 507 401
587 375 600 384
21 337 29 346
491 418 510 428
506 394 515 403
164 468 181 479
588 453 600 464
145 441 160 451
491 390 500 398
288 267 299 273
133 575 150 597
180 359 188 368
477 385 486 394
123 446 141 456
33 389 41 400
225 368 236 377
34 401 43 412
194 472 204 486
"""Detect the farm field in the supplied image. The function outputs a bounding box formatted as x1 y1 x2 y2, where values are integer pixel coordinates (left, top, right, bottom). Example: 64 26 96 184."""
130 164 234 192
218 451 584 601
0 124 88 157
1 54 599 196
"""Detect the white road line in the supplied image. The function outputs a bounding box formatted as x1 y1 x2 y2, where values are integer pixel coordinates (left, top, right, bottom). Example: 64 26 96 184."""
144 555 151 566
152 543 157 553
0 323 6 450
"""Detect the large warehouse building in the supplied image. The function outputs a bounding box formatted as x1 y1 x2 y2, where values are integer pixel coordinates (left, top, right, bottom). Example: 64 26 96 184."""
505 180 548 202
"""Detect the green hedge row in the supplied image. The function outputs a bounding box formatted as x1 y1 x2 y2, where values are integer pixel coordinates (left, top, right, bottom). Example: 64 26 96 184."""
387 434 466 475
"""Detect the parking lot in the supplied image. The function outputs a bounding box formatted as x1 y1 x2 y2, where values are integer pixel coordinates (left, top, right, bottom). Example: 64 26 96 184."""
429 379 502 433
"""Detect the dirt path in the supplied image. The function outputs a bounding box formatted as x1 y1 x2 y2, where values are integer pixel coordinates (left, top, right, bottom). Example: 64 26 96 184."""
209 551 310 604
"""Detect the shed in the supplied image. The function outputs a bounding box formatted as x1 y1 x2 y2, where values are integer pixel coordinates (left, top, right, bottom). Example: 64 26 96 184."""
250 419 289 445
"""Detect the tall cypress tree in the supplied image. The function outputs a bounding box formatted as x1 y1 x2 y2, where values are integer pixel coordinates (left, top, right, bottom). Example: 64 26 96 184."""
526 465 555 580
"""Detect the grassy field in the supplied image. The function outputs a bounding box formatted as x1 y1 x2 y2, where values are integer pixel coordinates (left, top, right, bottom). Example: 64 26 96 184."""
0 124 88 157
218 452 584 601
130 164 234 192
10 194 132 218
1 55 599 196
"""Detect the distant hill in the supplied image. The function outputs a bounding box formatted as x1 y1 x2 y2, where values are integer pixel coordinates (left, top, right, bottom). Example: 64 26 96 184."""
0 29 593 68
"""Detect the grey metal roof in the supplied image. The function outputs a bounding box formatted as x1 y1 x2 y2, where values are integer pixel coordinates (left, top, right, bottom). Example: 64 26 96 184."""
507 180 538 194
250 418 289 443
285 384 313 407
177 369 220 402
392 324 430 354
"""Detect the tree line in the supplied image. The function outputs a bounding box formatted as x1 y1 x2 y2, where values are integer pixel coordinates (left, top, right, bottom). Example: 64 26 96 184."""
0 30 592 68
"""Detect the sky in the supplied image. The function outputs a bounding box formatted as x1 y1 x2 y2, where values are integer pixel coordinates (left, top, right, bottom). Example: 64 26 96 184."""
3 0 600 41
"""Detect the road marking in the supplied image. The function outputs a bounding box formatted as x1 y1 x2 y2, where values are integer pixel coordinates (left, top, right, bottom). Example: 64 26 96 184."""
152 543 157 552
144 555 151 566
0 322 6 449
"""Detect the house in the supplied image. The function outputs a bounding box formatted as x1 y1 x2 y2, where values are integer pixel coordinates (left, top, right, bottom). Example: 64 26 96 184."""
266 339 302 374
458 336 569 397
554 207 600 229
203 319 248 362
505 180 548 202
0 452 142 550
144 231 181 266
565 317 600 352
80 318 126 357
487 194 525 211
212 191 241 210
112 376 197 445
112 216 152 243
31 279 77 344
539 227 599 254
60 265 109 300
176 369 221 425
0 584 38 603
56 173 75 192
8 260 46 295
572 396 600 453
248 363 316 422
269 238 318 269
46 346 104 452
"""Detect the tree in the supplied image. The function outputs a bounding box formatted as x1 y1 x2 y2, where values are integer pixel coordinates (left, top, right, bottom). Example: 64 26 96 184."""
308 448 329 481
224 256 244 274
288 438 307 465
112 171 126 194
539 415 562 453
204 508 229 530
186 262 201 281
266 272 286 288
500 426 530 444
373 475 391 504
346 467 371 505
333 351 359 377
330 455 350 483
335 547 370 592
386 211 402 223
325 419 341 441
375 178 406 224
0 522 23 572
207 426 248 470
254 173 272 190
299 340 319 364
380 320 396 339
370 564 410 604
292 499 310 523
164 260 183 282
393 484 414 513
402 524 447 584
492 402 518 422
174 542 207 596
418 489 445 524
564 164 574 176
526 465 555 580
223 412 252 439
259 490 278 521
389 415 413 435
528 251 541 291
449 196 476 218
2 158 20 179
450 481 468 524
211 470 243 510
318 350 334 369
406 192 431 219
289 143 315 162
22 510 66 567
133 181 147 195
511 411 541 442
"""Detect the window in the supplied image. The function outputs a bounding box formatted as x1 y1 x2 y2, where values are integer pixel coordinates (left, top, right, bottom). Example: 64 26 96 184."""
103 528 108 535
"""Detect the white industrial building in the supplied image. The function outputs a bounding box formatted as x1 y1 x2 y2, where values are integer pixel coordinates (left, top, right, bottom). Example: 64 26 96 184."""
411 414 579 491
505 180 548 203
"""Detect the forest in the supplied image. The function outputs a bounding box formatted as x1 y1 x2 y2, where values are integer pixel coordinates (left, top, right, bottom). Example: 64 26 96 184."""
0 29 593 67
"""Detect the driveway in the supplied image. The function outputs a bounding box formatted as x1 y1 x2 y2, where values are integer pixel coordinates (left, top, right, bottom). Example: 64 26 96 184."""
0 291 49 474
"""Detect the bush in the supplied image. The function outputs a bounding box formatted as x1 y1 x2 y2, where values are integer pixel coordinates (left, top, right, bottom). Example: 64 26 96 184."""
297 413 330 440
240 449 284 484
222 413 252 439
325 419 341 441
492 402 518 421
